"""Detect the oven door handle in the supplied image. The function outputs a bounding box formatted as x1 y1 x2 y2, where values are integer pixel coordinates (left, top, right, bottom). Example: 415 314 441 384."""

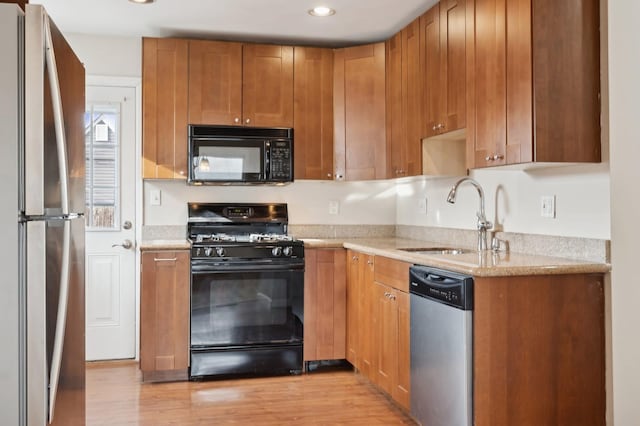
191 261 305 274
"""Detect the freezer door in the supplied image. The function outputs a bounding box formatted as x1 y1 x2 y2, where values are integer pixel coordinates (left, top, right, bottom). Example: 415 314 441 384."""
24 4 85 217
27 217 85 426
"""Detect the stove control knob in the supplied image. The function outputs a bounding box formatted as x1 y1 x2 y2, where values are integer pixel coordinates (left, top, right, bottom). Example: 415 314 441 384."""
272 246 283 257
283 246 293 257
204 247 213 257
216 247 226 257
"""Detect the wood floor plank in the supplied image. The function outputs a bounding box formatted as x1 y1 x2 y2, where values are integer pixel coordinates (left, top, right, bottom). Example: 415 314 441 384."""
86 361 416 425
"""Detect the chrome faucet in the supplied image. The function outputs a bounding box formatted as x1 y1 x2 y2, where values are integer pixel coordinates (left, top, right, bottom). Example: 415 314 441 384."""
446 177 493 251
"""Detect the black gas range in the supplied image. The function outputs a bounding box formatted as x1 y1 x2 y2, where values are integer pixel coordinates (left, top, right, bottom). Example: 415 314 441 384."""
187 203 304 379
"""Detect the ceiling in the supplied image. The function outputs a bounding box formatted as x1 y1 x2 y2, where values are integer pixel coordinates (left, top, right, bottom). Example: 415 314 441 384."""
31 0 438 46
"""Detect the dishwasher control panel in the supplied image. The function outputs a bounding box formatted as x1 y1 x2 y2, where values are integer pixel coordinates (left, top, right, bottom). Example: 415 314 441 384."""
409 265 474 310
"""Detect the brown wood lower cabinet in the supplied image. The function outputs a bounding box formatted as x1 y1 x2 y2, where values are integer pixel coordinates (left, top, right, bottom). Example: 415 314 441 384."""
346 251 411 410
140 250 190 382
474 273 605 426
303 248 347 361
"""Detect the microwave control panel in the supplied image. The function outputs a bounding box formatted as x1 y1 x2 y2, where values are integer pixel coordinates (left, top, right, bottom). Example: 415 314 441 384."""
269 141 292 180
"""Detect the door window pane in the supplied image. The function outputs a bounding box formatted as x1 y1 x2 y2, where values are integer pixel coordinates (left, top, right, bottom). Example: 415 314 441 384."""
85 103 120 230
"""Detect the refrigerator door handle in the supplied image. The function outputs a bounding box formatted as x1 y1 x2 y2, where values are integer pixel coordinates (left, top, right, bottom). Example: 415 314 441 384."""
43 12 70 216
47 219 71 424
43 13 71 422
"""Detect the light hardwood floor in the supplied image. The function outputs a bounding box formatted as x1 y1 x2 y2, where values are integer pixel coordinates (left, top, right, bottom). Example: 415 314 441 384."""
86 361 417 425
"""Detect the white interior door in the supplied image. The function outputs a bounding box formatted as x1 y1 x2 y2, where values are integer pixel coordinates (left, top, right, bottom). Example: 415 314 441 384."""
84 85 136 361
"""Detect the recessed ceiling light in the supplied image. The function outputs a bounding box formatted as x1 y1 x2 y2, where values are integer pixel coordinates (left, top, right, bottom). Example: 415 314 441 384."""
129 0 154 4
308 6 336 17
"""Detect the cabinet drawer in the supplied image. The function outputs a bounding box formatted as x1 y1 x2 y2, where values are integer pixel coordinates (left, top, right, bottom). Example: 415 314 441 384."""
374 256 410 292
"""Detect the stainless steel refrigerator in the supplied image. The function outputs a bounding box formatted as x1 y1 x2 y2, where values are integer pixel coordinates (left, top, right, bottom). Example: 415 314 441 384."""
0 4 86 425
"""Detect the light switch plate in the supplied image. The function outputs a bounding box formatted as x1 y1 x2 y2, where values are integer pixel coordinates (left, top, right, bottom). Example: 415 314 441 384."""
418 198 427 214
328 200 340 215
150 189 161 206
540 195 556 218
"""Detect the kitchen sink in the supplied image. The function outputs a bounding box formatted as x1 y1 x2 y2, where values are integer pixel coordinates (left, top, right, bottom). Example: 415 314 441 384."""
398 247 470 255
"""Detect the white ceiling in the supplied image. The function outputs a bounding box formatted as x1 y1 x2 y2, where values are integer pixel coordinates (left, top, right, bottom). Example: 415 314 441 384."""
31 0 438 46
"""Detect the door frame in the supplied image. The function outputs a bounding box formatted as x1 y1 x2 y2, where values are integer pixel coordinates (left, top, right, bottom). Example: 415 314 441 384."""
86 75 142 360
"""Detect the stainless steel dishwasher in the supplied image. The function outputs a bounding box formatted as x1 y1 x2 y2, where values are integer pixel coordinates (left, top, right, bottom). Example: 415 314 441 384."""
409 265 473 426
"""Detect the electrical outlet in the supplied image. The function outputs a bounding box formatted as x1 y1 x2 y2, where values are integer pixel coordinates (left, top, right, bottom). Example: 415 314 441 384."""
418 198 427 214
328 200 340 215
540 195 556 218
150 189 161 206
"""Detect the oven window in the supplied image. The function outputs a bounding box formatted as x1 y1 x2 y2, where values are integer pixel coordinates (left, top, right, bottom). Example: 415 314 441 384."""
191 270 304 347
193 145 262 181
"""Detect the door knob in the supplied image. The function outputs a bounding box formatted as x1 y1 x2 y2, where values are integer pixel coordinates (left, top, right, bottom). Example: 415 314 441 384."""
112 239 133 250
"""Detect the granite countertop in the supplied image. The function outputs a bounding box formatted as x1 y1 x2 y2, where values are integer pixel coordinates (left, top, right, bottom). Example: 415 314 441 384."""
139 239 191 251
138 236 610 277
302 237 611 277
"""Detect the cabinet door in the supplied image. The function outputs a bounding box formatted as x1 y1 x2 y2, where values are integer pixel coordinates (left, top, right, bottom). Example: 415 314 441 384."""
142 38 189 179
188 40 242 126
393 289 410 409
440 0 467 134
385 32 404 178
293 47 334 180
242 44 294 127
505 0 533 164
334 43 387 181
358 254 376 379
467 0 507 168
346 250 360 365
402 17 423 176
303 248 346 362
375 282 396 395
140 251 190 382
421 5 441 138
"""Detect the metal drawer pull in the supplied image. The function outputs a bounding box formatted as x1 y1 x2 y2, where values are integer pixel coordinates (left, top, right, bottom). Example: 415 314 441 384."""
154 257 177 262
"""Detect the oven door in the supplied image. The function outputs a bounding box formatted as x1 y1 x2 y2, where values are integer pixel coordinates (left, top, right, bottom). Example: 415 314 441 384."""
190 260 304 378
189 138 266 183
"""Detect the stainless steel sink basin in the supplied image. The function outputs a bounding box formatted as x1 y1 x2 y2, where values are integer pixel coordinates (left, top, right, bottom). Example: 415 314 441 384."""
398 247 470 255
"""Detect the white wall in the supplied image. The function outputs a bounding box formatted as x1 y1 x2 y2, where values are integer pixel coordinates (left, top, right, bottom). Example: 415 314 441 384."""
65 33 141 77
144 180 397 226
397 163 611 240
608 0 640 424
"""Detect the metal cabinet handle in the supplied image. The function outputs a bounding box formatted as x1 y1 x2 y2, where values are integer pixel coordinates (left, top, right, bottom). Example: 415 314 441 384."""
335 174 344 180
485 153 505 162
112 239 133 250
154 257 177 262
234 117 240 124
352 255 359 261
245 118 251 124
327 173 332 178
367 260 373 265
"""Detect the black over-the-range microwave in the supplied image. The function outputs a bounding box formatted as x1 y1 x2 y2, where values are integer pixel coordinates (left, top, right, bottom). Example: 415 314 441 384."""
188 125 294 185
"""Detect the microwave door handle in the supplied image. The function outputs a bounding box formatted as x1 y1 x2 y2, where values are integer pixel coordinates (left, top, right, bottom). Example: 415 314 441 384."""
265 144 270 180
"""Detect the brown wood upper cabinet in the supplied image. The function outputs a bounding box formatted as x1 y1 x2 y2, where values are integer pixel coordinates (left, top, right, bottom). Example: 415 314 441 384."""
386 18 423 179
293 47 334 180
334 43 387 181
422 0 466 138
142 38 189 179
466 0 600 168
188 40 294 128
140 250 190 382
